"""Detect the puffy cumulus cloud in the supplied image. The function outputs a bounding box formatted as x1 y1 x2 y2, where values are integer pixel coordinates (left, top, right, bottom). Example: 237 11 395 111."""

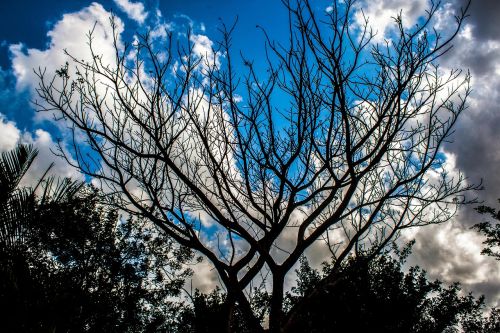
114 0 148 24
10 2 123 116
0 116 21 152
18 128 83 187
185 33 221 76
5 3 133 191
352 0 430 43
0 112 82 187
403 221 500 307
190 34 217 64
435 0 500 212
339 0 500 307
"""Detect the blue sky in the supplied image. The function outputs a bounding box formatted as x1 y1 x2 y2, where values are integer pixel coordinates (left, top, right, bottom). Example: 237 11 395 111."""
0 0 296 132
1 0 500 305
0 0 294 69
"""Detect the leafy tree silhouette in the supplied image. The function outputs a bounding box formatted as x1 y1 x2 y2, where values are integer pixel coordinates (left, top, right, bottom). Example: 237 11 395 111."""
474 201 500 260
281 249 499 333
0 145 194 332
175 246 499 332
1 144 498 332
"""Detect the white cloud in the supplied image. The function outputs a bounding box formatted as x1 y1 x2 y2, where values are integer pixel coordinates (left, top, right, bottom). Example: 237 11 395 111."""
19 129 83 186
11 2 123 90
0 116 21 152
0 112 82 187
353 0 430 43
10 3 124 122
150 22 173 40
113 0 148 24
404 221 500 307
190 33 221 72
189 258 221 293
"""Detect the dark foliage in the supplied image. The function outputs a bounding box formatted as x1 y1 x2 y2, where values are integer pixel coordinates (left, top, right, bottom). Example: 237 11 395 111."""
174 286 271 333
474 201 500 260
281 252 499 333
1 147 498 332
177 288 234 333
176 249 499 333
0 145 194 332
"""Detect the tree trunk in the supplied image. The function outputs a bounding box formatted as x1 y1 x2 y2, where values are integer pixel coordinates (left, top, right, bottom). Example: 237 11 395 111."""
226 295 235 333
227 285 264 333
269 273 284 333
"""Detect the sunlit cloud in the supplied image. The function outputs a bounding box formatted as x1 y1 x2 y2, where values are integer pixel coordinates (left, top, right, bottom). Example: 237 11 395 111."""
113 0 148 24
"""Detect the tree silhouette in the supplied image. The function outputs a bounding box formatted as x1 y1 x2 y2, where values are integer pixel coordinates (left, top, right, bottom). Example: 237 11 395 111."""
281 249 499 333
177 249 500 333
474 201 500 260
0 144 48 248
0 145 194 332
35 0 476 330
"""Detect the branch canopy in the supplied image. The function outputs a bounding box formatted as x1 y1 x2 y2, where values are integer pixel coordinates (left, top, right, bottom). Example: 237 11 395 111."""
35 0 475 331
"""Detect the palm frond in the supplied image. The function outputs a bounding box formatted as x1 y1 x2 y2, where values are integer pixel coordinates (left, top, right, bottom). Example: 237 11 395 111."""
0 144 38 202
38 176 84 205
0 188 36 248
0 144 84 249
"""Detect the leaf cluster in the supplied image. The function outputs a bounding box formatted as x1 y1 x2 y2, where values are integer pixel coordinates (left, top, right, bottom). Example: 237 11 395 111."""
474 202 500 260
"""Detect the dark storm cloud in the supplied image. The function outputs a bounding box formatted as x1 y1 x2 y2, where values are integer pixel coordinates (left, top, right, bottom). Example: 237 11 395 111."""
441 0 500 215
407 223 500 306
458 0 500 41
390 0 500 307
451 97 500 205
405 1 500 304
451 43 499 77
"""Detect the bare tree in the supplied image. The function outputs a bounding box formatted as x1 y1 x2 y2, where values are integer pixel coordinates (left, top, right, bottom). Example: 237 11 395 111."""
36 0 475 331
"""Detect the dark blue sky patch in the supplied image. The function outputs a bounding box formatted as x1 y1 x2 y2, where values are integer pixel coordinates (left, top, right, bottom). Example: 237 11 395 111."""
0 67 32 129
